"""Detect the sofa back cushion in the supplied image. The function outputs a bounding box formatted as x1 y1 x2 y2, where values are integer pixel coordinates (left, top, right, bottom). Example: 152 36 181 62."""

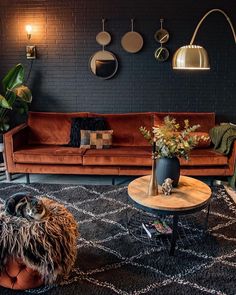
28 112 88 145
27 112 215 147
154 112 215 133
90 113 155 146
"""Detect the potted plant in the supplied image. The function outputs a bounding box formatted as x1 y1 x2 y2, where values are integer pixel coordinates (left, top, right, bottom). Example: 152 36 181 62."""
0 63 32 137
140 116 210 186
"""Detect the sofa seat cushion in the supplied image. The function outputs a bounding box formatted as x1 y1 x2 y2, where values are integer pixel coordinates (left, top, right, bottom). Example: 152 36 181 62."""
13 145 85 165
180 149 228 166
83 147 227 167
83 146 152 166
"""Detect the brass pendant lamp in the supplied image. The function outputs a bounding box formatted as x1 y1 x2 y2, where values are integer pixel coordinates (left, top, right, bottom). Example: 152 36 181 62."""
172 9 236 70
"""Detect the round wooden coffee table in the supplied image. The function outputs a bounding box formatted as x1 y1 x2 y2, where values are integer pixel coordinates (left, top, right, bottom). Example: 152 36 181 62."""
128 175 212 255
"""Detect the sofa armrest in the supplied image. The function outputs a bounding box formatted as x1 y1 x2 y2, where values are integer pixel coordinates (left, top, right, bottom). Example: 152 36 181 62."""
228 141 236 175
3 123 29 172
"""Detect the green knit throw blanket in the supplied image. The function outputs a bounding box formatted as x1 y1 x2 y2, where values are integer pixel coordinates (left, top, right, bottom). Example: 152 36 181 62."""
209 123 236 188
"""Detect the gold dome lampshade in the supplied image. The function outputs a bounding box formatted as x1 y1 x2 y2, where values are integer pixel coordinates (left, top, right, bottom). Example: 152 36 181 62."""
172 9 236 70
172 45 210 70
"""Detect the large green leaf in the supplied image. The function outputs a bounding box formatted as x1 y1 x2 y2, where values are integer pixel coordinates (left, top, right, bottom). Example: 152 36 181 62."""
0 94 12 109
2 64 24 92
14 85 32 103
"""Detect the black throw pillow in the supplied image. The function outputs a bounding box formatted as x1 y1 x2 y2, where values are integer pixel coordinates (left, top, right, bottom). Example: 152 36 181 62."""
69 117 108 147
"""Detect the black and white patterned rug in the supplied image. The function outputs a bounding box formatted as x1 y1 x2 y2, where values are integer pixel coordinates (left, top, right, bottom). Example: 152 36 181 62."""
0 182 236 295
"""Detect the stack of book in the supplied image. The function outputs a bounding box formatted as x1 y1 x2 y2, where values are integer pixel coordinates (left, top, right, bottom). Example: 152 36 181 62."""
142 220 172 238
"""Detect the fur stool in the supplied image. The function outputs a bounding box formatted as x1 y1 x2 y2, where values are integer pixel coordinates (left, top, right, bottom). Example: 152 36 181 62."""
0 195 78 290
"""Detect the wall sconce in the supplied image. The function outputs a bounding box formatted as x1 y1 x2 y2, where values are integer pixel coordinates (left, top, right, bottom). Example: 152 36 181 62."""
25 24 36 59
172 9 236 70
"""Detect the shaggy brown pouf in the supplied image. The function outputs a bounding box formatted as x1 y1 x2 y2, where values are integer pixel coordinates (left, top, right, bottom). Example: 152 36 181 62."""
0 197 78 285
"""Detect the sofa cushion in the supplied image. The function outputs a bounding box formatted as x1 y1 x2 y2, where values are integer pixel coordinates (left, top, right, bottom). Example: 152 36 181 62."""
28 112 88 145
180 149 228 166
154 112 215 133
90 130 113 149
83 147 228 167
83 146 152 166
13 145 85 165
89 113 155 147
80 130 91 148
80 130 113 149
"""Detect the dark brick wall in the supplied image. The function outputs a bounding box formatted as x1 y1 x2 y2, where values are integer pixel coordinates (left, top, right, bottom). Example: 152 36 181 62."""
0 0 235 122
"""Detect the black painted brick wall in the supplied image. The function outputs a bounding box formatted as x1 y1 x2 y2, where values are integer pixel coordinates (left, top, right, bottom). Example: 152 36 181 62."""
0 0 235 122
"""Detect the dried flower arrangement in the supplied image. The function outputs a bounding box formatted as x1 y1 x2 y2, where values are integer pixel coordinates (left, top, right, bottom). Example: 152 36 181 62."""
140 115 210 160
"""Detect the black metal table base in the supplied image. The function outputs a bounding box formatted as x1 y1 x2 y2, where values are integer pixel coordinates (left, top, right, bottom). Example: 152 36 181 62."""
127 206 210 256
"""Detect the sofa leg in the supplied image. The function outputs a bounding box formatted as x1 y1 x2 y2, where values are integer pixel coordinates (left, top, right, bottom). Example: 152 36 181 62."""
6 172 11 182
112 177 115 185
26 173 30 184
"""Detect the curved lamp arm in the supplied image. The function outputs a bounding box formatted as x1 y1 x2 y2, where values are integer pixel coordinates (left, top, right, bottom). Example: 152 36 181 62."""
190 8 236 45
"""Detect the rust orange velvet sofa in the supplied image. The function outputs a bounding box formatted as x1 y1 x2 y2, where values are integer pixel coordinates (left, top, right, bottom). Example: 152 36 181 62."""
3 111 236 180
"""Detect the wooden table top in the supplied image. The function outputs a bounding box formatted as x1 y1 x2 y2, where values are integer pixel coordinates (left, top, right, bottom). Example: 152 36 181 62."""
128 175 212 212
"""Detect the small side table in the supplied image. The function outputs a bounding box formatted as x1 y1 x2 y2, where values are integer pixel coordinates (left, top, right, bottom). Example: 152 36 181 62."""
0 143 11 182
128 175 212 255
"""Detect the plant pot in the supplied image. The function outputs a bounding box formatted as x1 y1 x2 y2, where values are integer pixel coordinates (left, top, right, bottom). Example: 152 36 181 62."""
156 157 180 187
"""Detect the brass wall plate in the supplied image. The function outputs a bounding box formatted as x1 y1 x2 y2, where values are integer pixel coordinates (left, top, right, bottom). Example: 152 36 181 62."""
121 31 143 53
154 47 169 62
121 18 144 53
26 45 36 59
154 29 169 44
96 31 111 46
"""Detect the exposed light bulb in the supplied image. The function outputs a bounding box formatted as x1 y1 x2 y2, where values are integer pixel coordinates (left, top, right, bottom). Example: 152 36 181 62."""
26 25 32 39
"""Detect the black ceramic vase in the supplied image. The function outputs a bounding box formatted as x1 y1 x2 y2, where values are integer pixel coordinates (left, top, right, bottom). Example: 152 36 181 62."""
156 157 180 187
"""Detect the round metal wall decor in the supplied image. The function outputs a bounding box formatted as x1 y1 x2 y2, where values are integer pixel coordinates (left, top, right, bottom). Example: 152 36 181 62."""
154 28 169 44
121 19 144 53
90 19 118 79
154 19 169 44
89 50 118 80
96 31 111 46
154 47 169 62
96 18 111 46
154 19 170 62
